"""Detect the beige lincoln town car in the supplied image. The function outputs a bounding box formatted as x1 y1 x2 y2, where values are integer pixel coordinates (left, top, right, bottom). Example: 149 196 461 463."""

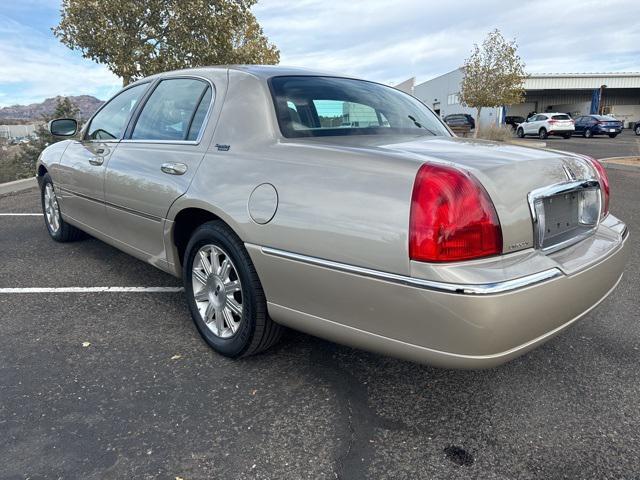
37 66 629 368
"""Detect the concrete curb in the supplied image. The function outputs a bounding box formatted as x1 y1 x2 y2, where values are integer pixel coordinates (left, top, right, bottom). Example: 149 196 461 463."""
601 156 640 172
602 163 640 173
507 139 547 148
0 177 37 197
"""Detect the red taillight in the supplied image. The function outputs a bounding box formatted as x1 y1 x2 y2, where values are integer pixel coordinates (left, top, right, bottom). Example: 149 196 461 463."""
548 119 557 124
409 163 502 262
587 157 610 217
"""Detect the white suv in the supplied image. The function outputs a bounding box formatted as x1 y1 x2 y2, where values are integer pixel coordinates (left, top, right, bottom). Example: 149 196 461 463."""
516 113 575 139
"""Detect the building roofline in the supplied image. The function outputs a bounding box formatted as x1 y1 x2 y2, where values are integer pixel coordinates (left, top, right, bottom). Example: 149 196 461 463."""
527 72 640 78
415 68 640 88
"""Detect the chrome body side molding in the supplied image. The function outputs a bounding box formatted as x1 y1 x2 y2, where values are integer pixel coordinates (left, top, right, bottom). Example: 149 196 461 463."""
256 245 563 295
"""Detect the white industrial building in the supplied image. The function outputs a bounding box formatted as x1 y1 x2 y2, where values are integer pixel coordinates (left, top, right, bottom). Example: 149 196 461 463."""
0 123 38 141
412 69 640 128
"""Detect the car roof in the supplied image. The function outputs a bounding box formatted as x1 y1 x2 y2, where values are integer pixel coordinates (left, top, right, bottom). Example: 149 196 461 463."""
137 65 356 83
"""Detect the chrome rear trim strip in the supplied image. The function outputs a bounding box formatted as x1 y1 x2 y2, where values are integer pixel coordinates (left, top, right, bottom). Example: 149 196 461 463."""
257 245 563 295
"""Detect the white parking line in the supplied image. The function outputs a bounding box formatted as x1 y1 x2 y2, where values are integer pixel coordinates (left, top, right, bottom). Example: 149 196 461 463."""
0 287 184 293
0 213 42 216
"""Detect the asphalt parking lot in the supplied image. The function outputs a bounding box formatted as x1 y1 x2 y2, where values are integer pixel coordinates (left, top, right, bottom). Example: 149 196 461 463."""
519 128 640 159
1 166 639 480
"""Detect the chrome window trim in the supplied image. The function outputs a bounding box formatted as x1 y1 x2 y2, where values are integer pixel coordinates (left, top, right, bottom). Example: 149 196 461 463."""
255 245 563 295
121 74 216 146
527 179 601 254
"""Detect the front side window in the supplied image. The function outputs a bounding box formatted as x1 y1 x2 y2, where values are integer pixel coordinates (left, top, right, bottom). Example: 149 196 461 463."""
87 83 148 140
132 78 212 141
270 76 450 138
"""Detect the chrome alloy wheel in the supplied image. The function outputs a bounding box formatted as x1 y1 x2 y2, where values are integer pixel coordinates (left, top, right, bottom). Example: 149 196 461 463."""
191 244 243 338
44 183 61 233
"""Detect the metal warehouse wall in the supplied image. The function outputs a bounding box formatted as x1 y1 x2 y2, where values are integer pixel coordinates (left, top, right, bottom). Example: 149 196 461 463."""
414 70 640 127
509 88 640 126
413 69 499 124
525 74 640 90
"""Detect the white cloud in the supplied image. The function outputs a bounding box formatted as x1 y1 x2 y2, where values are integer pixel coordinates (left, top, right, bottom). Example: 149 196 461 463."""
0 14 120 106
254 0 640 84
2 0 639 106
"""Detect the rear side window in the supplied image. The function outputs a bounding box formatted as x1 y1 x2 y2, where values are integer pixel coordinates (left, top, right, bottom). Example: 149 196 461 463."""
186 87 213 141
132 78 212 141
552 115 570 120
87 83 148 140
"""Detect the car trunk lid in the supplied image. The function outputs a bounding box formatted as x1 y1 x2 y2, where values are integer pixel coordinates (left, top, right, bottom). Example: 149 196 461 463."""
292 135 600 255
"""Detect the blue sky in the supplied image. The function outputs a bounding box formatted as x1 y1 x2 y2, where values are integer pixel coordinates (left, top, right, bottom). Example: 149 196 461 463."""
2 0 639 107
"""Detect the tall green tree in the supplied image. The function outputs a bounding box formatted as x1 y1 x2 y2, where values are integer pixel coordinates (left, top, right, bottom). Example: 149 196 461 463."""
459 29 526 137
53 0 280 86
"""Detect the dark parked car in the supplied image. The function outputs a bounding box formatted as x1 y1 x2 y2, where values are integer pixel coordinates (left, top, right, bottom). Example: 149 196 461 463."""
574 115 623 138
444 113 475 130
505 115 525 130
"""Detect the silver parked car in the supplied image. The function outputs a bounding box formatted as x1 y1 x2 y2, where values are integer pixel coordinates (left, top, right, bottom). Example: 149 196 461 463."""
37 66 629 368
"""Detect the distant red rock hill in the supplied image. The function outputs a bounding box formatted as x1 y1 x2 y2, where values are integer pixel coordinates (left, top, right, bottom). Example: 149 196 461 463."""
0 95 104 123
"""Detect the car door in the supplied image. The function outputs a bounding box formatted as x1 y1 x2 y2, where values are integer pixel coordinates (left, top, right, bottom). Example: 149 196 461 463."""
103 77 215 264
56 83 149 232
574 117 585 134
523 115 537 134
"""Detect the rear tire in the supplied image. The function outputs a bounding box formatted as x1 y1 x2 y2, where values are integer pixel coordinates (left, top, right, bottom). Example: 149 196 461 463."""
608 133 618 138
183 220 283 358
539 128 548 139
635 125 640 136
584 128 593 138
40 173 83 242
562 133 572 139
516 128 525 138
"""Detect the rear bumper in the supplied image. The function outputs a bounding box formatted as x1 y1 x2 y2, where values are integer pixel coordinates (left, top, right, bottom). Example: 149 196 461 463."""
548 127 575 134
247 218 628 369
594 126 622 134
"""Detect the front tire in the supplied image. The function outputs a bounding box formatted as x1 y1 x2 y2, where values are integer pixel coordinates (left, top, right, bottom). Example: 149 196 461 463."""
635 125 640 136
183 220 283 358
40 173 82 242
516 128 525 138
539 128 548 139
584 128 593 138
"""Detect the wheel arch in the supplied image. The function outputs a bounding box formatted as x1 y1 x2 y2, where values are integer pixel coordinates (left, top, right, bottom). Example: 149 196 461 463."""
169 204 244 273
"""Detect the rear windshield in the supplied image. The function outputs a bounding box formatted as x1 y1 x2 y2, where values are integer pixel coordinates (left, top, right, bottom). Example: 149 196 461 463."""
552 115 571 120
269 76 450 138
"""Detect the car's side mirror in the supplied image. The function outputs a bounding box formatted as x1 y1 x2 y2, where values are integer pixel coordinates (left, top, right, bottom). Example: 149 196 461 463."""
48 118 78 137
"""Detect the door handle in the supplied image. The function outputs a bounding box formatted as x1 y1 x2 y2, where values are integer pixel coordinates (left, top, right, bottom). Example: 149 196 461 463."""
161 162 188 175
89 157 104 166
